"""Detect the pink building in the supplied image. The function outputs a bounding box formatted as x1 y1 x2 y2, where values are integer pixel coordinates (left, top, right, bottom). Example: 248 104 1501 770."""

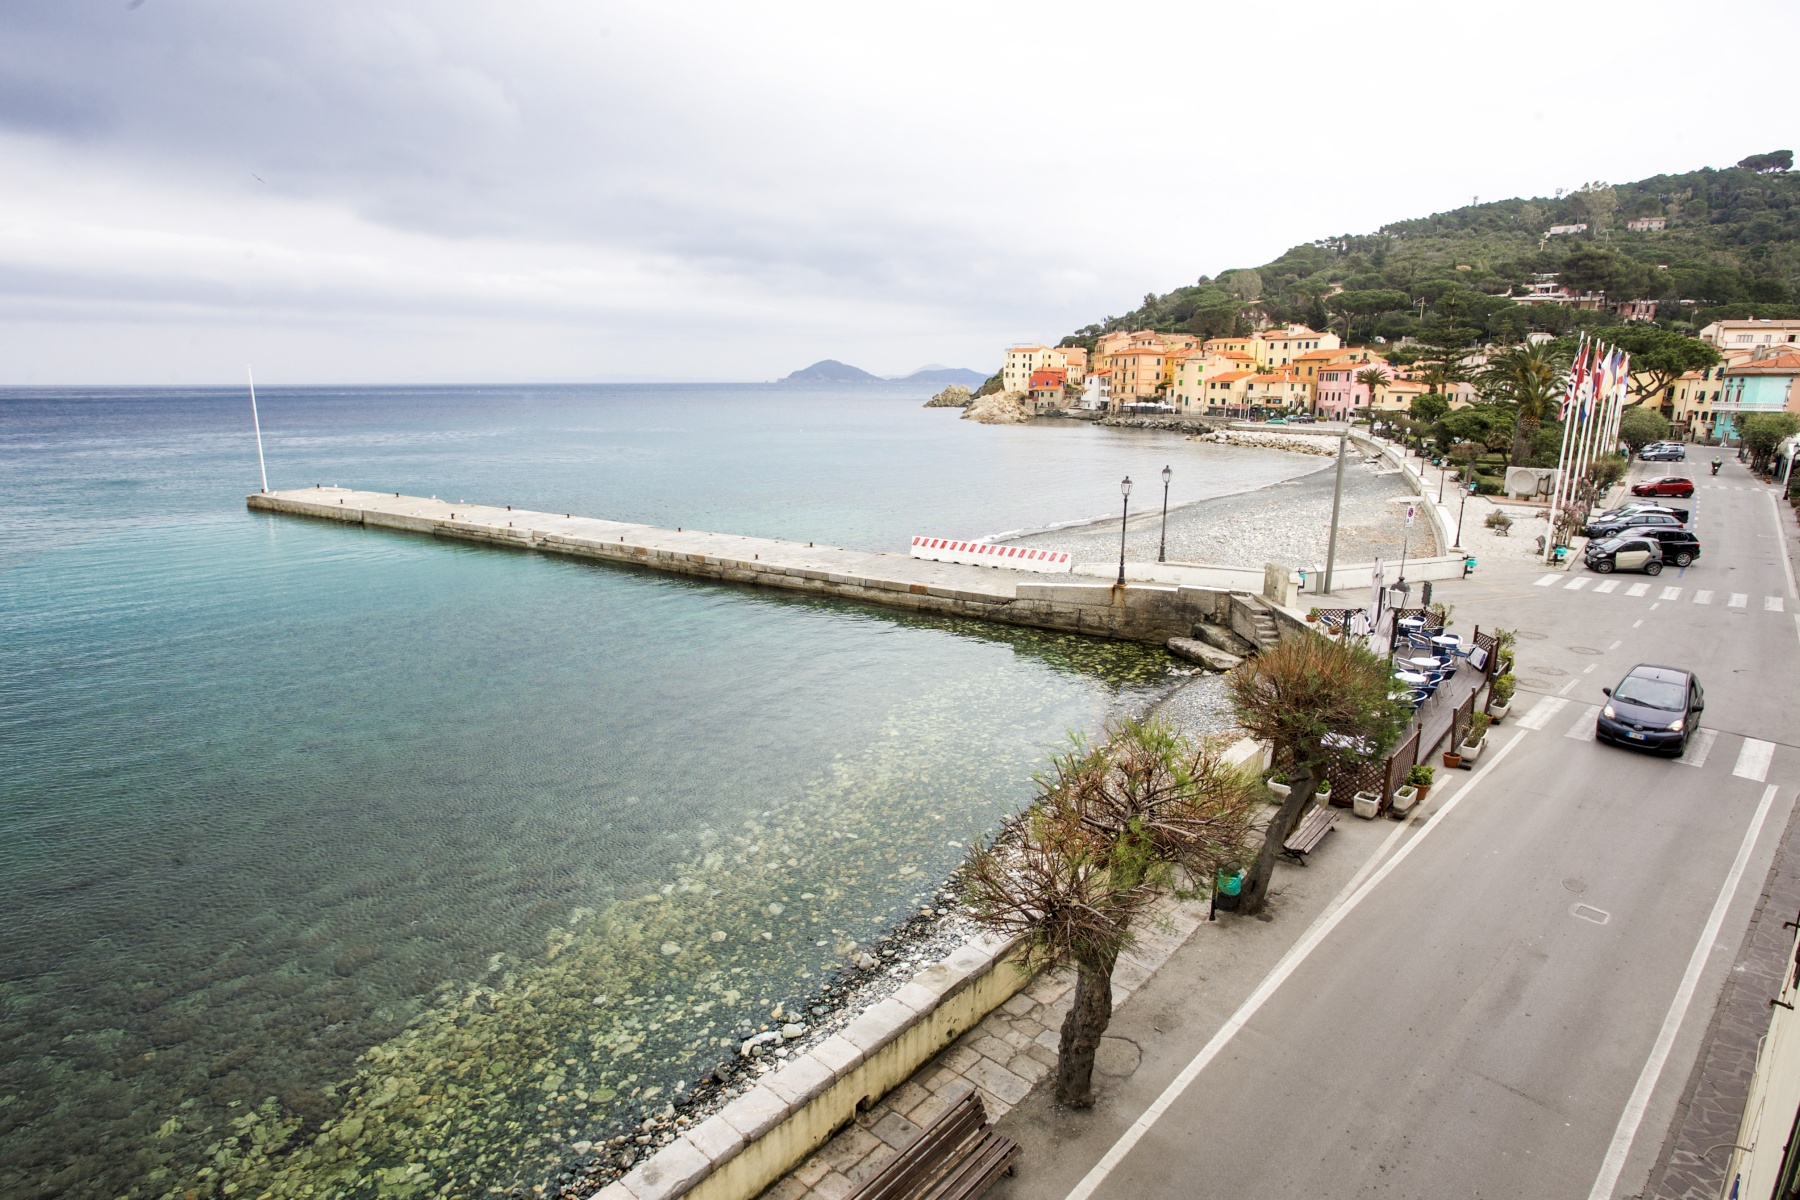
1315 363 1388 420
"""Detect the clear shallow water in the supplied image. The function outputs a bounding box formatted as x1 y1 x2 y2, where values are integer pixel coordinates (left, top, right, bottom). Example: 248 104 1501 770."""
0 385 1298 1199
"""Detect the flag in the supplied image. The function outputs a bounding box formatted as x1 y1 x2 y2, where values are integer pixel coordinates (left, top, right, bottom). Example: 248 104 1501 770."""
1562 338 1588 419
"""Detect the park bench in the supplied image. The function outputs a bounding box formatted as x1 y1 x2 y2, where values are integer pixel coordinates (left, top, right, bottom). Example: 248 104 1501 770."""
846 1083 1019 1200
1282 805 1338 864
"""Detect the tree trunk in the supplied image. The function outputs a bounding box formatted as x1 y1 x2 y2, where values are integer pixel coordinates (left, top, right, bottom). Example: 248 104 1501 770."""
1239 763 1319 916
1056 946 1120 1108
1512 416 1537 467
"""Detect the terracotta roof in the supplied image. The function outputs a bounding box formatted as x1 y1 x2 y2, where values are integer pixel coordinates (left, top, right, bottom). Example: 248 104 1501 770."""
1209 371 1251 383
1029 370 1067 387
1726 352 1800 373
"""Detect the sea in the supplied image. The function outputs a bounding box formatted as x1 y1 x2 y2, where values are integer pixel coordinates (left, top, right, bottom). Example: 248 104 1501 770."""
0 383 1322 1199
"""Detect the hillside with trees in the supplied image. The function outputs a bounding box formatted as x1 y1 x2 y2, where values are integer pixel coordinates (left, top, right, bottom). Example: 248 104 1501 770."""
1063 153 1800 351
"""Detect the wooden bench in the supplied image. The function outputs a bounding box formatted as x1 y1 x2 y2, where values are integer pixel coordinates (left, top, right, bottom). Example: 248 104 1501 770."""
847 1083 1019 1200
1282 805 1338 864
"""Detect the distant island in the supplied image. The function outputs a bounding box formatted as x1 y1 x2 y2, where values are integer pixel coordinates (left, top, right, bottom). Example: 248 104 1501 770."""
782 360 986 385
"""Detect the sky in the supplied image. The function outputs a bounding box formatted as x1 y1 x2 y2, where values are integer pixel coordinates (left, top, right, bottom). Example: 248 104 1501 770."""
0 1 1793 385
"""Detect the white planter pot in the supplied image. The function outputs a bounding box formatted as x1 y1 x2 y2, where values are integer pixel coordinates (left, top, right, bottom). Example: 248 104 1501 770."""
1487 701 1511 722
1266 780 1291 803
1391 785 1420 815
1315 788 1333 807
1458 737 1486 766
1352 791 1381 820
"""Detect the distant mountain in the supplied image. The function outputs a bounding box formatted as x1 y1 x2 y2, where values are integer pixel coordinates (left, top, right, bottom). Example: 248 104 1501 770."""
895 367 987 385
782 359 883 383
781 360 987 385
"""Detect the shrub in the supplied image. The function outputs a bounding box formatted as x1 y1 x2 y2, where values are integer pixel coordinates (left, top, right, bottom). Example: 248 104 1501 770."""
1490 673 1515 706
1466 712 1491 742
1475 474 1505 495
1484 511 1512 530
1405 764 1435 787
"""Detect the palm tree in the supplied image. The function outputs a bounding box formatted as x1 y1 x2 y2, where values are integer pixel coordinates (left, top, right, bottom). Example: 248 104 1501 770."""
1354 365 1390 420
1479 342 1569 463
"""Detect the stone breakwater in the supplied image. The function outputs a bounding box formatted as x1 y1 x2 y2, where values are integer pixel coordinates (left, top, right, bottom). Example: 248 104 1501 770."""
1193 429 1339 456
247 488 1252 646
959 390 1028 424
922 385 971 408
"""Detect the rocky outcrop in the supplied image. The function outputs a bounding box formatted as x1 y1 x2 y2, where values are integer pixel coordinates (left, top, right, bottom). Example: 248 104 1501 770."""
1167 637 1243 671
924 385 972 408
961 390 1030 424
1190 429 1338 456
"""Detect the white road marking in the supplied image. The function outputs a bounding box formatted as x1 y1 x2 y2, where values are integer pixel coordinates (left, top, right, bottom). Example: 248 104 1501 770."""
1693 590 1713 605
1559 679 1580 695
1626 583 1650 597
1572 903 1611 925
1632 620 1644 628
1767 596 1785 612
1651 603 1661 611
1609 640 1622 649
1566 577 1589 591
1064 731 1535 1200
1659 587 1682 600
1586 784 1780 1200
1768 491 1797 598
1734 739 1775 782
1594 580 1620 594
1535 574 1560 587
1728 593 1748 609
1519 696 1569 730
1677 728 1718 768
1583 665 1597 674
1566 705 1601 740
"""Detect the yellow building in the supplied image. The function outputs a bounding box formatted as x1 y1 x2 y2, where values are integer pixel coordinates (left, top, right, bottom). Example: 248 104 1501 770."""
1200 371 1253 416
1244 371 1310 411
1001 344 1083 394
1258 326 1341 368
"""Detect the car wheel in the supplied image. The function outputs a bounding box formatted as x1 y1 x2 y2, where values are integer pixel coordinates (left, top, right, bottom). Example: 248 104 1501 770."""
1674 553 1693 567
1645 561 1663 575
1594 560 1614 573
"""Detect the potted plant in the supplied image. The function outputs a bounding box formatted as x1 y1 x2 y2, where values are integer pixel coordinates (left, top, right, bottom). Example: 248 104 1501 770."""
1458 713 1490 767
1306 607 1320 624
1315 776 1335 806
1265 772 1292 803
1487 673 1515 721
1352 788 1381 819
1443 747 1462 769
1391 764 1434 815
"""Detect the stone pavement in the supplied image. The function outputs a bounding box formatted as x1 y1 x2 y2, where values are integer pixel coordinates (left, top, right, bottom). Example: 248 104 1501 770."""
760 895 1210 1200
1644 801 1800 1200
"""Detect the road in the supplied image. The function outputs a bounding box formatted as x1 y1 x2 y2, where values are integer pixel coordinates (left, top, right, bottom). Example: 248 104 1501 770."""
991 456 1800 1200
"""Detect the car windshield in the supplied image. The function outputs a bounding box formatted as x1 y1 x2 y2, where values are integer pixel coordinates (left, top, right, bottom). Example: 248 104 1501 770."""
1614 674 1686 710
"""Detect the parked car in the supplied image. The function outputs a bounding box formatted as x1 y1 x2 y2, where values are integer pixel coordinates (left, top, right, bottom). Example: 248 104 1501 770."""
1640 444 1687 462
1585 535 1666 575
1617 526 1702 567
1631 476 1696 498
1265 417 1288 425
1585 509 1687 539
1594 502 1688 524
1289 414 1316 424
1597 664 1703 754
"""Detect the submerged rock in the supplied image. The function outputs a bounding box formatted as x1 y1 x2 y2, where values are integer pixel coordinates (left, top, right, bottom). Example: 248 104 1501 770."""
1166 638 1242 672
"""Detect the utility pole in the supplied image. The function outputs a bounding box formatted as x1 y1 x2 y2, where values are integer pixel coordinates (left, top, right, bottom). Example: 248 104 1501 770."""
1322 427 1349 594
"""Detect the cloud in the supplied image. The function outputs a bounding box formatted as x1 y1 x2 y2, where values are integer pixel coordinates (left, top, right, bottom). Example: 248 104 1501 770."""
0 0 1794 383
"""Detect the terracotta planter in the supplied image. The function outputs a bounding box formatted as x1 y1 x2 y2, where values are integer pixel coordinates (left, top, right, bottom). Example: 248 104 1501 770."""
1443 751 1462 769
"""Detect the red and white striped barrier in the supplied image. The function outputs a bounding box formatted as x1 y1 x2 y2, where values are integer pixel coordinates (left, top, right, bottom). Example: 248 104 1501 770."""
909 536 1072 573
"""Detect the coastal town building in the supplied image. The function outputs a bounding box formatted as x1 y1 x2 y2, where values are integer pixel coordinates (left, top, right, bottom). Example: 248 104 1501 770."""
1701 318 1800 349
1001 345 1066 395
1314 356 1390 421
1027 369 1068 412
1257 326 1340 367
1545 222 1589 237
1080 370 1111 411
1668 364 1727 438
1626 216 1667 232
1713 350 1800 438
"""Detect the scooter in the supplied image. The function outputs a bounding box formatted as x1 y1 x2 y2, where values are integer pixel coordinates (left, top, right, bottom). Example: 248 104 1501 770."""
1712 458 1722 475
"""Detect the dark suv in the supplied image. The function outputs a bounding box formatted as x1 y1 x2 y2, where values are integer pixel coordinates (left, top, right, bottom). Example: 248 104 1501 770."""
1586 509 1687 539
1618 526 1702 567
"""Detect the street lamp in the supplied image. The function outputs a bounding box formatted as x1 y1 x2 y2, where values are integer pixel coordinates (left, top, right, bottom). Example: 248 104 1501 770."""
1157 465 1172 562
1117 476 1133 586
1454 488 1468 549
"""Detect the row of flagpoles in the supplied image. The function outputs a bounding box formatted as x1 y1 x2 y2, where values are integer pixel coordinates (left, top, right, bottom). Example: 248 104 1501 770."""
1544 334 1631 561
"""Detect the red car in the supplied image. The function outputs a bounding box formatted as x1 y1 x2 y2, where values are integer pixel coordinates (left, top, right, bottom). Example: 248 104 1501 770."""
1631 476 1695 498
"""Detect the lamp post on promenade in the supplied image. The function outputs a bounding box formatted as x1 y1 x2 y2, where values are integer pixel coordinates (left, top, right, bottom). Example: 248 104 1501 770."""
1157 465 1172 562
1455 488 1468 550
1116 476 1133 586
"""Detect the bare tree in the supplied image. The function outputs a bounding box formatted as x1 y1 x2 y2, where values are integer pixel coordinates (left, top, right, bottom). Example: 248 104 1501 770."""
1226 637 1409 915
960 718 1260 1107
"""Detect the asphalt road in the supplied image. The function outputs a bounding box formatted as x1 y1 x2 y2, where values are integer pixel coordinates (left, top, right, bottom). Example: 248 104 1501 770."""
992 456 1800 1200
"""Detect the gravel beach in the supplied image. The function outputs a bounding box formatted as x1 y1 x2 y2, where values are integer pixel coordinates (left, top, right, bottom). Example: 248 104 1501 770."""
1001 449 1438 571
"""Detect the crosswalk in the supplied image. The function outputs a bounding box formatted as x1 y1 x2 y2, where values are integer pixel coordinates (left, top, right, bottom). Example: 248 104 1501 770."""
1534 573 1788 614
1518 695 1779 780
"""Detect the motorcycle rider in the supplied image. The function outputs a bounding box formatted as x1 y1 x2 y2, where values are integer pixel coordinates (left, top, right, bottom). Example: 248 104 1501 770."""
1712 457 1722 475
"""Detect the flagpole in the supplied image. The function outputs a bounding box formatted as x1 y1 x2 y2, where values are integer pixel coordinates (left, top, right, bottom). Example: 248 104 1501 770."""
248 365 269 495
1545 335 1584 560
1570 342 1602 523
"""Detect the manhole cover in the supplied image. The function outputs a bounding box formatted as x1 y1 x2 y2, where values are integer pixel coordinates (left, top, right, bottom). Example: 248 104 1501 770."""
1096 1037 1142 1077
1571 904 1611 925
1569 646 1602 655
1518 679 1553 690
1537 666 1568 677
1516 631 1549 640
1562 877 1588 893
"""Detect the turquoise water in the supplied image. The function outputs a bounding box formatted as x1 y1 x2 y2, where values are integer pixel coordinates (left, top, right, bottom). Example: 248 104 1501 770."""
0 385 1308 1199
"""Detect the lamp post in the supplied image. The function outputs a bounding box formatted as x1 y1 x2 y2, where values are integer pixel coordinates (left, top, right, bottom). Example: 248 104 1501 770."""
1437 453 1448 503
1116 476 1133 586
1454 488 1468 550
1157 465 1172 562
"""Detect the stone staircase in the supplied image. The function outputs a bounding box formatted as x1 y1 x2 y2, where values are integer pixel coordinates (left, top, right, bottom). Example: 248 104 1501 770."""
1230 593 1282 651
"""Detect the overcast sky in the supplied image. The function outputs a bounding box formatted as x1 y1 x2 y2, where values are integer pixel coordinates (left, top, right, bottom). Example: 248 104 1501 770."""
0 1 1791 385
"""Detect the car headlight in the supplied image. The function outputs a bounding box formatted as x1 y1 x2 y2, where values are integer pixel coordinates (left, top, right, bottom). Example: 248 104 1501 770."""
1602 705 1616 718
1668 718 1684 732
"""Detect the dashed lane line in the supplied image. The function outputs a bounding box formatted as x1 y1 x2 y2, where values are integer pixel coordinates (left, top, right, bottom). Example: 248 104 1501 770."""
1676 728 1719 769
1769 596 1786 612
1729 593 1749 609
1566 705 1601 741
1627 584 1650 597
1519 696 1569 731
1734 739 1775 783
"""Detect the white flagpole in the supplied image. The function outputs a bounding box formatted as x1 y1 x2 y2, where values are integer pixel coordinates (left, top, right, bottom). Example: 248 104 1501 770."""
1570 341 1604 528
1546 335 1584 559
248 366 270 494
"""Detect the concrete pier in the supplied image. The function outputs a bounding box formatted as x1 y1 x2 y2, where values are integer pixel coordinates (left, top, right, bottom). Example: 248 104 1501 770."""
247 487 1280 645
